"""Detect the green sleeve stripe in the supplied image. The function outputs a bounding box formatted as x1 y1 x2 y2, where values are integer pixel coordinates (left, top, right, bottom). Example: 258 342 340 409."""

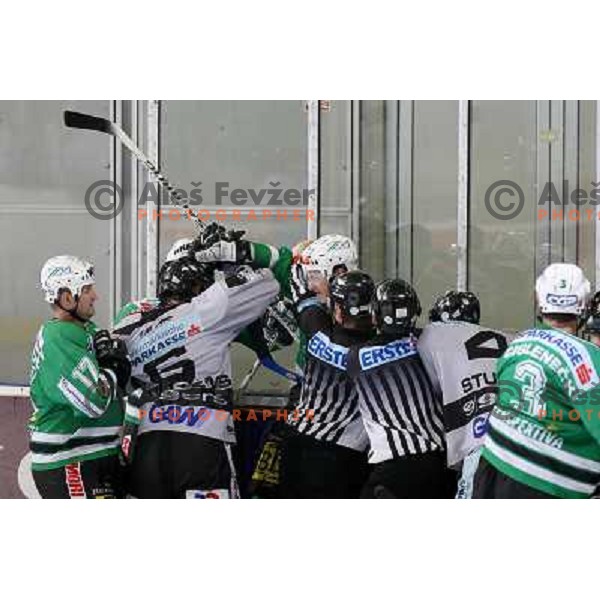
114 302 139 326
251 242 278 268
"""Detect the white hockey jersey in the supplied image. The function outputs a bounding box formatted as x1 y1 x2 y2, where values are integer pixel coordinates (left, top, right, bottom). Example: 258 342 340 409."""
114 269 279 443
418 321 512 467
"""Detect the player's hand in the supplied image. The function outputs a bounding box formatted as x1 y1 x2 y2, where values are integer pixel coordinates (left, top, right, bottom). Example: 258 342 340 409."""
190 223 227 258
199 222 228 248
263 299 298 349
194 240 252 264
127 383 159 408
194 240 238 263
92 330 113 359
93 330 131 390
226 228 246 242
193 223 245 250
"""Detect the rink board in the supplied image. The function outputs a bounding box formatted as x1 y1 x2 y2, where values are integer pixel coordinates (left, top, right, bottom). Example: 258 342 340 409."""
0 394 283 499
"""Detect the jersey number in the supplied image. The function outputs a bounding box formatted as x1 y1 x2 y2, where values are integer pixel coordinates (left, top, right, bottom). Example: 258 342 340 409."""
465 330 508 361
143 347 195 388
514 361 547 417
73 356 100 389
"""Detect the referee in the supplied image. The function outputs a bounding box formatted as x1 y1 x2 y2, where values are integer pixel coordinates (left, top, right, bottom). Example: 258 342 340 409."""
346 279 451 498
278 268 375 498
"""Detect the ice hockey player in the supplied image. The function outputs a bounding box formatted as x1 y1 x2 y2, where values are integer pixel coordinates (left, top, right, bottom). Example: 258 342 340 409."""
418 290 510 498
193 230 359 376
473 263 600 498
112 237 194 325
30 256 131 498
113 250 279 498
346 279 449 498
193 229 361 497
585 291 600 348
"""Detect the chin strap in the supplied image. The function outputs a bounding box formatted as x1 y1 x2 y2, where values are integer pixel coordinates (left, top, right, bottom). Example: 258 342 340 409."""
57 296 88 323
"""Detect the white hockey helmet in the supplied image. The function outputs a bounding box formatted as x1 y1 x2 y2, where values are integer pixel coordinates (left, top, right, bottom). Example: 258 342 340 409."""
40 255 95 304
535 262 590 316
166 237 193 263
300 234 358 279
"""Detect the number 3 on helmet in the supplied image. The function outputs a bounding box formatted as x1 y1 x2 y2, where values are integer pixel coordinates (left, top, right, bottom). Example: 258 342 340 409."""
535 263 590 316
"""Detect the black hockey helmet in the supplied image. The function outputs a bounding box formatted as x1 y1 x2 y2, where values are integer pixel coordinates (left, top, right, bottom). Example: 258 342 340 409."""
329 270 375 318
373 279 421 335
585 291 600 333
429 290 481 325
157 256 214 303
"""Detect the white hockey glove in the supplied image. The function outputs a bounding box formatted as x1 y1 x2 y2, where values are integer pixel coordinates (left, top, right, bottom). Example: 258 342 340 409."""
194 240 252 264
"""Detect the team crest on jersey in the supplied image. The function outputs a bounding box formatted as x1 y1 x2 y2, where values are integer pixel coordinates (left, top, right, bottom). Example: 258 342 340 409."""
359 338 417 371
307 331 348 370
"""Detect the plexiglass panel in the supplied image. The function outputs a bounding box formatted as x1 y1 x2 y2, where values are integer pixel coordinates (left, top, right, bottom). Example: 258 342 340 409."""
0 100 112 385
159 101 308 394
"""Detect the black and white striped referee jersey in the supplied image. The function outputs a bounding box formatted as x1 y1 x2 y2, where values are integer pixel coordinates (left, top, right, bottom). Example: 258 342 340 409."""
346 334 445 464
287 303 374 451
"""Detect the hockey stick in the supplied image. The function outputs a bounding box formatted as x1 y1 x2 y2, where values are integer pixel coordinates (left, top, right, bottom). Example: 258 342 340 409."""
236 356 301 404
66 110 299 386
238 318 302 394
63 110 203 230
237 358 262 398
239 356 300 391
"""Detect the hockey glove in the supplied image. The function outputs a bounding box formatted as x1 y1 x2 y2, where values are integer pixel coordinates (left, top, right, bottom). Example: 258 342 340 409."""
93 330 132 390
198 222 228 248
194 239 252 264
263 298 298 349
192 223 246 253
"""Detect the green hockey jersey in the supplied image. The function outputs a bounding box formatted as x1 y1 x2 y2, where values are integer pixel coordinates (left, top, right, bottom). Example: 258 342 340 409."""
249 242 308 370
482 327 600 498
29 319 123 471
114 298 160 326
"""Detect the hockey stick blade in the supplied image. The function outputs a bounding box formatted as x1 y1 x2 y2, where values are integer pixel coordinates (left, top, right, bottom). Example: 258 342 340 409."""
64 110 112 134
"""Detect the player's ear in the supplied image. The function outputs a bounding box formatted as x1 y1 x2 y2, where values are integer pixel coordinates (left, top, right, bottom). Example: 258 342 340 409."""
57 289 75 309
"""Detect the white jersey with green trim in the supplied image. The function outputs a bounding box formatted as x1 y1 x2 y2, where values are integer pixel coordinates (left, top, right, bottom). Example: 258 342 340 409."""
114 269 279 443
418 322 512 467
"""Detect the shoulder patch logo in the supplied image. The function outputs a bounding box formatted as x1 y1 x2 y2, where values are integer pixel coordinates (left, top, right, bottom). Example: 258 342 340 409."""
307 331 348 370
359 338 417 371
